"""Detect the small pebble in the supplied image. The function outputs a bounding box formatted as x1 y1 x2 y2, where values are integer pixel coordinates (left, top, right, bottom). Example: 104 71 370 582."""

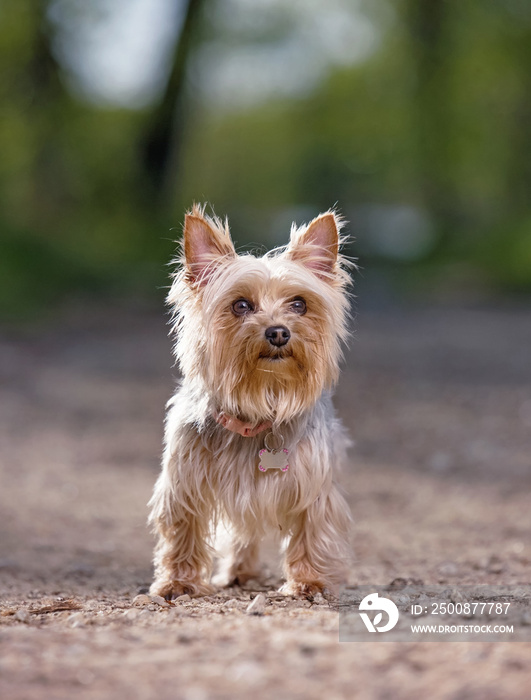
14 609 30 623
521 611 531 626
174 594 191 603
132 594 151 607
312 593 326 605
68 612 85 628
150 595 170 608
246 593 266 616
138 609 154 621
450 589 467 603
438 562 459 577
394 594 411 606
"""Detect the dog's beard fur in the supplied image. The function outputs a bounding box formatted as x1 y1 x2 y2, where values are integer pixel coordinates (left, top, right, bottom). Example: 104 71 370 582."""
169 206 350 426
149 204 353 599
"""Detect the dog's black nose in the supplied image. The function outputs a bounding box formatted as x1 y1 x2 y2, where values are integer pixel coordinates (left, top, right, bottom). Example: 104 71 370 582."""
265 325 291 347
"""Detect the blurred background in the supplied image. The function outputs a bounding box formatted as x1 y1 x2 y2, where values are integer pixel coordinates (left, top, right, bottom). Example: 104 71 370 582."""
2 5 531 695
1 0 531 318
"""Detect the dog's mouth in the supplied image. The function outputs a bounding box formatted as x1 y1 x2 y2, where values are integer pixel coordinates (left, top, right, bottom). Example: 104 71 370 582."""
258 350 293 362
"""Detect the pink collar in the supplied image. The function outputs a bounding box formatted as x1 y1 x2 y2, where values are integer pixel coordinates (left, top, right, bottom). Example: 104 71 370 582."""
213 410 272 438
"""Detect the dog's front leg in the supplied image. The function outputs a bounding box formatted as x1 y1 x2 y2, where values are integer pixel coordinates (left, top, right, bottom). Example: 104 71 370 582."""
281 484 352 599
149 470 215 599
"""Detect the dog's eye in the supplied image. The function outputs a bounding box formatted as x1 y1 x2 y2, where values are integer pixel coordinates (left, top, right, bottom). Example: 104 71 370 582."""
289 298 307 315
232 299 254 316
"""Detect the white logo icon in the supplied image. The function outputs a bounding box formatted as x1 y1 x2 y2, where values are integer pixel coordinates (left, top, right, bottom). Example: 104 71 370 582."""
359 593 399 633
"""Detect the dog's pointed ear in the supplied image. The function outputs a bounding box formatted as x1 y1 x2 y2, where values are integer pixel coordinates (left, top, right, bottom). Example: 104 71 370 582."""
287 212 339 280
183 209 236 286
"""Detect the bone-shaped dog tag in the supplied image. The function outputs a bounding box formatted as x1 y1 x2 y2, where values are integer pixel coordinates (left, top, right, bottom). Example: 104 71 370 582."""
258 448 289 472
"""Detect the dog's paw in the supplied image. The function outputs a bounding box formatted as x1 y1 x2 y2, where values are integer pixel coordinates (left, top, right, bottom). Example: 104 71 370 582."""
279 581 328 600
150 578 214 600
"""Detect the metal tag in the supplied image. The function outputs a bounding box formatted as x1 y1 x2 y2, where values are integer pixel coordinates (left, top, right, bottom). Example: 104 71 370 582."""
258 448 289 472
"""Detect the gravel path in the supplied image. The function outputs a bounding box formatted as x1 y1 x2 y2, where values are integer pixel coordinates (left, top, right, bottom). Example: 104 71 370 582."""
1 303 530 699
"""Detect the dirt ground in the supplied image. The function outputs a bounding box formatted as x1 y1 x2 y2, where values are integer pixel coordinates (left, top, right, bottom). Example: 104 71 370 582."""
1 301 531 699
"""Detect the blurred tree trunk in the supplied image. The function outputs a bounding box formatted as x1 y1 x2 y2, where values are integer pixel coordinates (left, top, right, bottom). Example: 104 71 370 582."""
21 0 70 232
405 0 461 239
139 0 206 209
505 21 531 218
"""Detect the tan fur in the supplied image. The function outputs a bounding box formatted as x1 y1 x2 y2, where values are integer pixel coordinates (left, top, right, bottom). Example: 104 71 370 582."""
149 204 353 599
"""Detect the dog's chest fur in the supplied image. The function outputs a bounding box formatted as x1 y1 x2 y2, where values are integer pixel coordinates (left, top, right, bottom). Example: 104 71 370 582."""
163 386 348 535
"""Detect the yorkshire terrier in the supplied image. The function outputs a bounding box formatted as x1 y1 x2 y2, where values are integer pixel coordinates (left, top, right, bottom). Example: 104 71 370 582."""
148 204 353 599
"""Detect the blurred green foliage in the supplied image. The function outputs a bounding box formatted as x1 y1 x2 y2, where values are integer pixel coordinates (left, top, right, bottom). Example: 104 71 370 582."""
1 0 530 319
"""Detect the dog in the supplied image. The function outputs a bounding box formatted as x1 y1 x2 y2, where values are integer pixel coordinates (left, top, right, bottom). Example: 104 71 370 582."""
148 204 353 599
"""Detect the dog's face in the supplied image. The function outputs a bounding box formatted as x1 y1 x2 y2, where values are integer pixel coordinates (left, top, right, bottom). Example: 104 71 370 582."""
170 206 350 424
